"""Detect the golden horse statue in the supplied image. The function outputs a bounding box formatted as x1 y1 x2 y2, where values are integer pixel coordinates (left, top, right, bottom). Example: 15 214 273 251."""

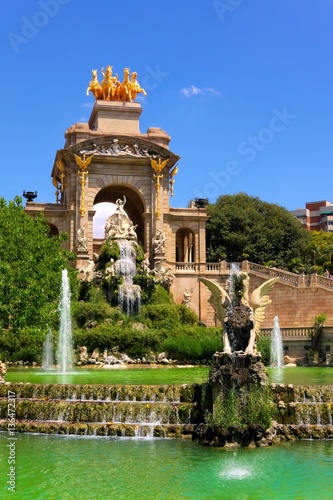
129 71 147 101
115 67 131 101
101 65 119 100
86 66 148 102
86 69 102 100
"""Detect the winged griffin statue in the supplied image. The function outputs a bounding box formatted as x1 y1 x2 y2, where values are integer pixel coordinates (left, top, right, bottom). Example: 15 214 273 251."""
199 271 278 355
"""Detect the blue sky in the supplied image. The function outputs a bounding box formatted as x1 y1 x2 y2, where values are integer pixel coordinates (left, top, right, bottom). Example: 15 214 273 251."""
1 0 333 212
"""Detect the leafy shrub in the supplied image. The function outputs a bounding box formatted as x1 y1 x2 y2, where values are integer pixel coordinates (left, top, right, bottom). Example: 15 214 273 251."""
257 336 271 365
133 273 156 304
141 303 181 329
72 301 120 328
98 240 120 269
148 285 174 304
73 325 163 357
162 327 221 361
177 304 198 325
0 327 45 363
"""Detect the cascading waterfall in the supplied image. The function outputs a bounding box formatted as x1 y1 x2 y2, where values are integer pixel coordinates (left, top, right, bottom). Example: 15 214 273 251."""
115 240 141 314
271 316 284 368
42 329 54 370
56 269 73 373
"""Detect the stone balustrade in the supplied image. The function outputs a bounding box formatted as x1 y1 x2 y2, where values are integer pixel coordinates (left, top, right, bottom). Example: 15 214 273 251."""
172 260 333 292
261 327 311 338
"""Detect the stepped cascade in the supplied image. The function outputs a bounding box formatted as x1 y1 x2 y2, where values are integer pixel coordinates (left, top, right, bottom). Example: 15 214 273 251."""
0 383 200 438
271 384 333 439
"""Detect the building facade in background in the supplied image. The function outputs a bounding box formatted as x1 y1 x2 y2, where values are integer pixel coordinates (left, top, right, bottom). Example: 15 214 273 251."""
291 200 333 232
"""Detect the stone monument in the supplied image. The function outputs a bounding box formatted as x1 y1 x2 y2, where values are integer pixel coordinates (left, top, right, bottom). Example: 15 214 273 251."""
199 267 278 412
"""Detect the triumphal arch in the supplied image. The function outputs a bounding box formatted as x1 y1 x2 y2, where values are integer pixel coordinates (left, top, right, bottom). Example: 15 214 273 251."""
25 66 212 321
24 65 333 339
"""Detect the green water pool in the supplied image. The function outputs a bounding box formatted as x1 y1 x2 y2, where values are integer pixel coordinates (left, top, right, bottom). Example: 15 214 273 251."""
5 366 333 386
5 366 209 385
1 434 332 499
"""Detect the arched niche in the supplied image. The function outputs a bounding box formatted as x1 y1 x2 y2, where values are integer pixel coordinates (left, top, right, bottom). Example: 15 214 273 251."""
176 228 195 263
93 184 146 244
48 224 59 236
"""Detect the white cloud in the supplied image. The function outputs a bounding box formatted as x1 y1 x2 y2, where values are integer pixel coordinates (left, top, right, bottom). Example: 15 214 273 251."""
205 87 223 97
180 85 203 98
179 85 222 98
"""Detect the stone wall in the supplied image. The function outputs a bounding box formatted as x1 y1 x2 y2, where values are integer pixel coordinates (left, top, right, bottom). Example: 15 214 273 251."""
185 261 333 329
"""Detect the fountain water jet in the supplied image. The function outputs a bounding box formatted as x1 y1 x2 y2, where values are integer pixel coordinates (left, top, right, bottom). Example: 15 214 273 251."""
271 316 284 368
115 240 141 315
42 329 54 370
56 269 73 373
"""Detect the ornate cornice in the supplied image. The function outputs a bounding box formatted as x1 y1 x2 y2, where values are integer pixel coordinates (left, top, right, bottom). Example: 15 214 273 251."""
52 135 180 175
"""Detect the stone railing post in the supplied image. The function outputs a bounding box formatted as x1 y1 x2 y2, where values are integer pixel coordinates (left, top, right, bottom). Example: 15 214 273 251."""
241 260 250 272
220 260 228 271
310 273 318 286
298 273 306 287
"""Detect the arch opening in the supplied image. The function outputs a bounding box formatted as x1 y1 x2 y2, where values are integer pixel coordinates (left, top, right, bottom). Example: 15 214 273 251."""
176 228 195 263
93 185 146 245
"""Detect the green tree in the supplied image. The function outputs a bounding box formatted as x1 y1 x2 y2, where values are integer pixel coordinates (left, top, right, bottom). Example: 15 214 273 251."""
206 193 310 269
0 197 76 332
305 230 333 275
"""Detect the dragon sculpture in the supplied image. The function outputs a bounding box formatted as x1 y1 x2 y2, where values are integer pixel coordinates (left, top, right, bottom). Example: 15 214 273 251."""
199 270 278 355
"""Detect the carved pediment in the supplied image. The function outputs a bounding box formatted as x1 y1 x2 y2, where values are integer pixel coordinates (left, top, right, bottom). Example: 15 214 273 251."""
68 136 179 167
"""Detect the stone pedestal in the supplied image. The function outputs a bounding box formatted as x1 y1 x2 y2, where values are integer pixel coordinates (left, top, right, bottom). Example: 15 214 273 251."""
209 352 269 412
88 100 143 134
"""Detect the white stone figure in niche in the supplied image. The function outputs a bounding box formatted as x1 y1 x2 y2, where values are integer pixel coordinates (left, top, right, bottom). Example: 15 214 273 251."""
153 229 166 255
127 221 138 240
115 196 127 231
79 259 96 282
153 260 175 287
105 218 117 239
141 253 150 275
76 226 88 252
104 196 138 241
182 288 192 307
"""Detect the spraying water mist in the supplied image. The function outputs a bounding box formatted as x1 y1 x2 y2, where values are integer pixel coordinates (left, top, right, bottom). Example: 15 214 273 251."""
271 316 284 368
56 269 73 373
42 329 54 370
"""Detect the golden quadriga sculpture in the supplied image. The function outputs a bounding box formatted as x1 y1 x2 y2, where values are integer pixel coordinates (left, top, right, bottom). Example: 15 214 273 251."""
86 66 147 102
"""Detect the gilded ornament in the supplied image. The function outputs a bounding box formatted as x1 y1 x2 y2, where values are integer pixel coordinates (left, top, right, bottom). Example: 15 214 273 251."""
86 66 147 102
74 153 94 217
150 158 168 221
